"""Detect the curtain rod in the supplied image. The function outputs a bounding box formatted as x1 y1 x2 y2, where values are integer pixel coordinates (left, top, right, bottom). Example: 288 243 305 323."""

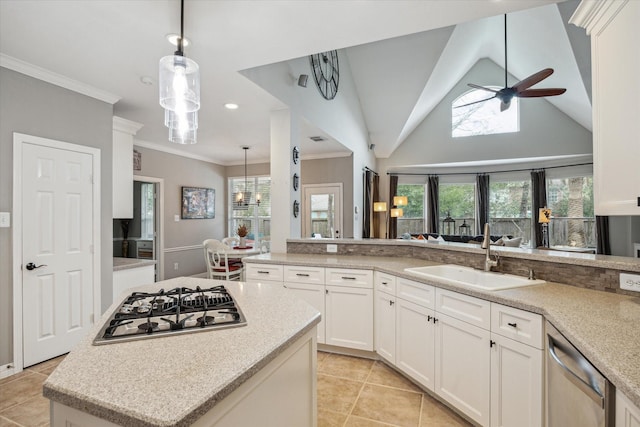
387 162 593 177
363 166 378 175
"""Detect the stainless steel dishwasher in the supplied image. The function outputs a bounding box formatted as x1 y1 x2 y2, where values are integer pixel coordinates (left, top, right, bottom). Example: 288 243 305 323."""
546 321 614 427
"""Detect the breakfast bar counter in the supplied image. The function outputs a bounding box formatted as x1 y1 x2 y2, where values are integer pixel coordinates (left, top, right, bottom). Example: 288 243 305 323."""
43 277 320 427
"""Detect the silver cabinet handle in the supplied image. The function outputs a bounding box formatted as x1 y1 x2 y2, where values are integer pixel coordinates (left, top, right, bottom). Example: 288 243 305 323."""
547 335 604 407
296 273 310 277
341 276 356 280
257 271 270 274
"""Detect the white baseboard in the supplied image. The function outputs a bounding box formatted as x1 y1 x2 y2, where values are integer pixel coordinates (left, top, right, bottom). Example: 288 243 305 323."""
0 363 17 380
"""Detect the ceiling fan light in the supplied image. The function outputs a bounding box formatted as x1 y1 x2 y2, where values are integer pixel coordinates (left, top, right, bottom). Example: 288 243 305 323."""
159 54 200 113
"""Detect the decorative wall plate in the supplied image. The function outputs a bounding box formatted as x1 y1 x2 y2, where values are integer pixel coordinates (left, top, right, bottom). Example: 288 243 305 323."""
293 200 300 218
293 173 299 191
292 146 300 164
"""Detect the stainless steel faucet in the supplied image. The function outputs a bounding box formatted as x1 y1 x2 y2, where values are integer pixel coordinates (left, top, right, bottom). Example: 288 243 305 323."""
481 223 499 272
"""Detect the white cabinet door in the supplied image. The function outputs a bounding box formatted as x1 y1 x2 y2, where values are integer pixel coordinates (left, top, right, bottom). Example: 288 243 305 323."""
325 285 373 351
284 281 326 344
244 263 284 283
616 390 640 427
490 334 542 427
374 289 396 363
435 312 491 427
396 298 435 391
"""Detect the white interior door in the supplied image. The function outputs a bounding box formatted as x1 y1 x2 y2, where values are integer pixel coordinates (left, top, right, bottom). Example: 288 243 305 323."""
302 184 343 238
21 141 95 367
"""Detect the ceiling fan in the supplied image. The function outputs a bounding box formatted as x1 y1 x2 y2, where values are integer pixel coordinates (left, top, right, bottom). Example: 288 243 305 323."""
458 14 566 112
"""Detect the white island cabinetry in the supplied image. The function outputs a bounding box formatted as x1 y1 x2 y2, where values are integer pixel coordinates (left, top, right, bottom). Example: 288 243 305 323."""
374 272 396 363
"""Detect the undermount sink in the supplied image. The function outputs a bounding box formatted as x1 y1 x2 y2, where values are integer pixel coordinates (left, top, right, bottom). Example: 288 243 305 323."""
404 264 546 291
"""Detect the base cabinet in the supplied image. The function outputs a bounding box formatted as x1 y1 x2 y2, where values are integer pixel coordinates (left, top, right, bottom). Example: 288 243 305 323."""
435 312 491 426
396 298 435 390
617 390 640 427
490 334 542 427
285 282 326 343
374 289 396 363
325 285 373 351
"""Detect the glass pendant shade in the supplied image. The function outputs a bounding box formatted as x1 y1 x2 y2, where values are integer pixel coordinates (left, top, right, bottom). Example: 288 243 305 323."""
168 124 197 145
164 109 198 129
159 54 200 113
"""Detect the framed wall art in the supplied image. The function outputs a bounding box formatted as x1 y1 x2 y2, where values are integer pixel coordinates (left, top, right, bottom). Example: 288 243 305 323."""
181 187 215 219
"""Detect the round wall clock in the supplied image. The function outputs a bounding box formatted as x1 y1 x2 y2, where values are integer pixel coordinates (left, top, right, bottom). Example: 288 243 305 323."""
309 50 339 100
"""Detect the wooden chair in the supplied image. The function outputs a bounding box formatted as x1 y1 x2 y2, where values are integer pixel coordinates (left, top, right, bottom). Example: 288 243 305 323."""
203 239 243 281
221 236 243 267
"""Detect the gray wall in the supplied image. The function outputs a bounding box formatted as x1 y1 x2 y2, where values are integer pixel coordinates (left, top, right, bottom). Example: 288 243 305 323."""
302 155 354 238
133 146 226 279
0 67 113 366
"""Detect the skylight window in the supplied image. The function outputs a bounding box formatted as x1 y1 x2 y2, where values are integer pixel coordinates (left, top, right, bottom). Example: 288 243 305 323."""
452 88 519 138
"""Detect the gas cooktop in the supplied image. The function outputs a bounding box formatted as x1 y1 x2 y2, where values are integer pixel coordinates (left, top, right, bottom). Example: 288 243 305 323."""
93 285 246 345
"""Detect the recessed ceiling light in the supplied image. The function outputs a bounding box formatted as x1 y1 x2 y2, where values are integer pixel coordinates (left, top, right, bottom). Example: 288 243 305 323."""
140 76 154 86
224 103 239 110
166 34 190 47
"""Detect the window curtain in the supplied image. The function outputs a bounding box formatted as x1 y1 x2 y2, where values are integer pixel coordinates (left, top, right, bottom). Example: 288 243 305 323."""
531 169 547 247
427 175 439 234
596 216 611 255
389 175 398 239
363 169 381 238
476 174 490 235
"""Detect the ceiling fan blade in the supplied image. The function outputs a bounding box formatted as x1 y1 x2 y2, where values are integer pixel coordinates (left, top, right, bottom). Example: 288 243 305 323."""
454 95 497 109
512 68 554 93
517 88 567 98
468 83 500 94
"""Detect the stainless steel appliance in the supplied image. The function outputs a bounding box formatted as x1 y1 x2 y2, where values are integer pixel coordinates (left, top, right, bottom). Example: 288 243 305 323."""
546 321 614 426
94 285 246 345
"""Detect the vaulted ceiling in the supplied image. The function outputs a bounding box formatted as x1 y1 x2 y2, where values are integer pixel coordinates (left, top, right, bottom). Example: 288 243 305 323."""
0 0 589 165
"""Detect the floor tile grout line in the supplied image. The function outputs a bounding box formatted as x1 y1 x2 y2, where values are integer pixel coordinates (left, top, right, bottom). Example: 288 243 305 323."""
0 414 28 427
341 359 376 427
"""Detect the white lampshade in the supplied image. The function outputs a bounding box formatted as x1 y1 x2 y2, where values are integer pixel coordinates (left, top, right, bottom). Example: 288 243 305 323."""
393 196 408 206
390 208 403 218
373 202 387 212
159 55 200 113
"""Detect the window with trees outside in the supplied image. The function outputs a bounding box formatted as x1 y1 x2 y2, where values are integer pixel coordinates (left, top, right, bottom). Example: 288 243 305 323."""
228 176 271 241
452 88 519 138
546 176 594 249
395 184 424 235
439 183 476 235
489 179 532 245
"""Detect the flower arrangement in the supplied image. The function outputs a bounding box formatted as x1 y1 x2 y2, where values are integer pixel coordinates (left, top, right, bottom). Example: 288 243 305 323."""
237 224 248 238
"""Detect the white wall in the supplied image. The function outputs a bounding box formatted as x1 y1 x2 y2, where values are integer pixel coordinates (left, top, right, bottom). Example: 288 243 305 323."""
240 50 375 239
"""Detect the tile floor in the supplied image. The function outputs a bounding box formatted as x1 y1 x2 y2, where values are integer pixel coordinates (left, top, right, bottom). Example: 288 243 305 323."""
317 351 471 427
0 352 471 427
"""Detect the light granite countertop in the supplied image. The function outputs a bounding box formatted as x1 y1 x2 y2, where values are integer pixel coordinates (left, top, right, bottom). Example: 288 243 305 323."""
43 277 320 427
244 252 640 408
113 257 156 271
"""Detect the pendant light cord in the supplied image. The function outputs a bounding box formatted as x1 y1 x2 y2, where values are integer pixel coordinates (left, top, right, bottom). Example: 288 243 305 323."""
176 0 184 56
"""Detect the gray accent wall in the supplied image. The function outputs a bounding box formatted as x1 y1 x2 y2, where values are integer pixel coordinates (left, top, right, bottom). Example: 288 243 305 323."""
132 146 226 280
302 155 354 238
0 67 113 367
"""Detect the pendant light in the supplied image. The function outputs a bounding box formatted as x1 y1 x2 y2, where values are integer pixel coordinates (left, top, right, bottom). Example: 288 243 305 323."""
236 147 261 206
159 0 200 144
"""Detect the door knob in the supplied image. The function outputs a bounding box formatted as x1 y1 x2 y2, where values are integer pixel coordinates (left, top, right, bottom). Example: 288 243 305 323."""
25 262 47 271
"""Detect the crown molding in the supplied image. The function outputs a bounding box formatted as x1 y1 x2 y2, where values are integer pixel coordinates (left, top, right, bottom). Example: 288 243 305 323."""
113 116 144 135
569 0 629 35
0 53 121 104
133 139 224 165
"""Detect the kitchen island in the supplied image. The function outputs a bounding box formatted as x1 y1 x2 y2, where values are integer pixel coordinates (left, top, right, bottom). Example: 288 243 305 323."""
43 277 321 427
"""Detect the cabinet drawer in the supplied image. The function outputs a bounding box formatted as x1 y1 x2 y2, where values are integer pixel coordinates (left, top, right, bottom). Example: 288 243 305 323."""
374 271 396 294
284 265 325 285
435 288 490 330
397 277 435 309
491 303 543 349
245 263 283 282
325 268 373 289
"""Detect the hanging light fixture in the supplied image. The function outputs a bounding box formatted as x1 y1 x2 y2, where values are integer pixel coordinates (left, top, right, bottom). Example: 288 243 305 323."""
236 147 261 207
159 0 200 144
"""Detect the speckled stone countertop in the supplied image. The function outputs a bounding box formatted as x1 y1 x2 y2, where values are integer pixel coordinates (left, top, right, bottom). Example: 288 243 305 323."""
43 277 320 427
244 252 640 407
113 257 156 271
